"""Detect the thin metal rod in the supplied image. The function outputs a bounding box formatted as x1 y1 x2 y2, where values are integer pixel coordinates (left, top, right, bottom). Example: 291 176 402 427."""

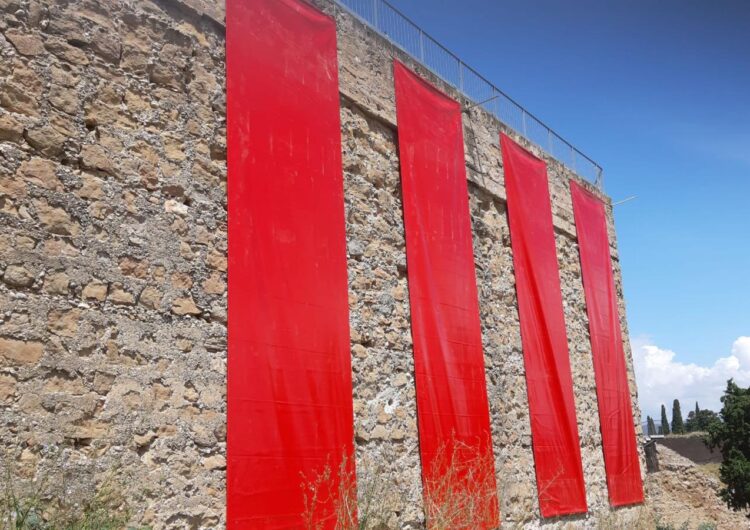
613 196 637 206
462 94 500 112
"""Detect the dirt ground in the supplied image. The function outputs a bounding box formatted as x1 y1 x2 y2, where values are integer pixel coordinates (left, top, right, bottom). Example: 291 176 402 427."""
644 445 750 529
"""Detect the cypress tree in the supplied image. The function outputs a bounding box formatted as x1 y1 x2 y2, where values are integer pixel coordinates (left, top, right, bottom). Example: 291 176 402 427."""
686 401 700 432
686 410 696 432
660 404 670 435
672 399 685 434
647 415 656 436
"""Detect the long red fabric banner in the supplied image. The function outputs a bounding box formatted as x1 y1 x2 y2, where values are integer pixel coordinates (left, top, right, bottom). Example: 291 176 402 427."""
226 1 354 528
394 61 499 529
501 134 587 518
570 181 644 507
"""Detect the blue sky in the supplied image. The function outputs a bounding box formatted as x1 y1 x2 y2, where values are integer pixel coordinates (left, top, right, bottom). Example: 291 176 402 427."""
383 0 750 416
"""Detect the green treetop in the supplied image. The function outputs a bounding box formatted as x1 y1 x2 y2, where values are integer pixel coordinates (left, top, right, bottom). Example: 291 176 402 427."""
672 399 685 434
660 404 670 435
708 380 750 512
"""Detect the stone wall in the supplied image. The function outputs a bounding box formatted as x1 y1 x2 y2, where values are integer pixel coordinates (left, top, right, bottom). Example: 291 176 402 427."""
0 0 227 527
0 0 645 528
330 3 646 527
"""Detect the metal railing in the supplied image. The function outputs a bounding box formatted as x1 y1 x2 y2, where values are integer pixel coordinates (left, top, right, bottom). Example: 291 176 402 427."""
333 0 604 188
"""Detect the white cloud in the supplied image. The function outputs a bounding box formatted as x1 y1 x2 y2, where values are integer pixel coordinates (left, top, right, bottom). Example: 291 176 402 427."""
731 336 750 368
632 336 750 420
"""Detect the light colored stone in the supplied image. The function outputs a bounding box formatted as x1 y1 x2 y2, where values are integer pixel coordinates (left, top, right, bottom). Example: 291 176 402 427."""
44 37 90 65
206 250 227 271
203 455 226 470
18 158 61 191
82 280 108 301
179 241 194 259
171 272 193 289
163 135 186 162
0 113 24 142
0 338 44 365
134 431 157 447
172 297 201 316
25 125 67 158
77 172 104 199
42 238 78 257
34 200 80 236
369 425 388 440
0 173 27 199
93 372 116 394
80 144 114 174
47 308 81 337
0 83 40 116
202 273 225 295
2 265 34 288
0 374 16 401
15 236 37 250
49 85 78 115
138 286 163 310
109 283 135 305
44 272 70 295
18 393 43 414
164 199 188 216
70 421 109 440
119 257 149 278
43 373 86 394
5 30 45 56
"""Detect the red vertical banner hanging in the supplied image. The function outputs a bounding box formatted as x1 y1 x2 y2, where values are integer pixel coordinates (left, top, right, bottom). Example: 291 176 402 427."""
500 134 587 518
570 181 644 507
226 0 355 528
394 61 499 529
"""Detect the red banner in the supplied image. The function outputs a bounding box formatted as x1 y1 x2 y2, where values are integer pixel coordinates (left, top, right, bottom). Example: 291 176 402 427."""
226 0 354 528
501 134 587 518
570 181 644 507
394 61 499 529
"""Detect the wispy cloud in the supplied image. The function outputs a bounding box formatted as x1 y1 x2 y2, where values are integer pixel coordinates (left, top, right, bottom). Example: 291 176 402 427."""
632 335 750 419
693 135 750 168
663 121 750 168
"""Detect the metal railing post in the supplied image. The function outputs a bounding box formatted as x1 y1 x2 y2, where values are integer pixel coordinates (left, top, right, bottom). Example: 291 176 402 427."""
459 61 464 91
547 129 552 153
419 29 425 61
373 0 379 29
522 110 527 137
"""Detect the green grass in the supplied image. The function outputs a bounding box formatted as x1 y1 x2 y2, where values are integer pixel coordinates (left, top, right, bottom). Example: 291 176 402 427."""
1 453 149 530
698 462 722 480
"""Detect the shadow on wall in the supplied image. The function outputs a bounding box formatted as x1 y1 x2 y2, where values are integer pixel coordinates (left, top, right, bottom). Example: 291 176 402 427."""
655 436 722 465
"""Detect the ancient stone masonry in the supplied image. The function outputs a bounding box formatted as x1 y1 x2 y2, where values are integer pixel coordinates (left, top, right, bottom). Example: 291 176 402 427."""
328 3 645 527
0 0 227 527
0 0 644 528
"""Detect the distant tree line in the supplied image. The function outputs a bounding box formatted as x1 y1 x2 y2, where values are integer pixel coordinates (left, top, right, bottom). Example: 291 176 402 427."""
643 380 750 514
645 399 721 436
